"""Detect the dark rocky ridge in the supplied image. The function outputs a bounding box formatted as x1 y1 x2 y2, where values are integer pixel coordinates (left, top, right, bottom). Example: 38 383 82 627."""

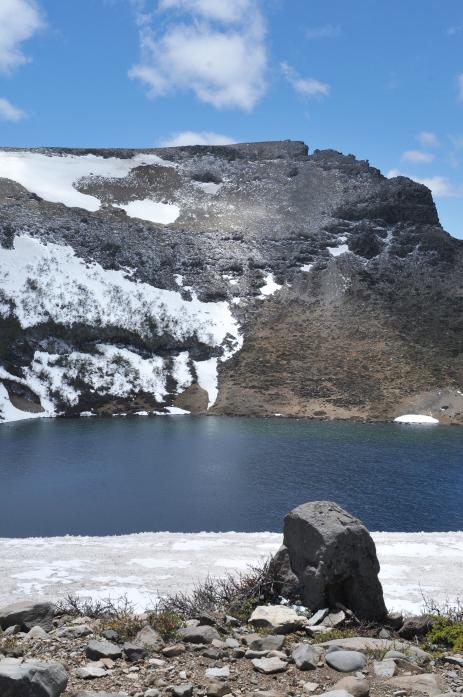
1 140 462 422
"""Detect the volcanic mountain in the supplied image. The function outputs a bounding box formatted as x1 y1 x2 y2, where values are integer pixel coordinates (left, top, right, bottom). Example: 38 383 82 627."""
0 140 462 423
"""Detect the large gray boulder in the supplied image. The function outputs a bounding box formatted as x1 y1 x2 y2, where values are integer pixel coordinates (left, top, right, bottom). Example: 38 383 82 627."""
273 501 387 620
0 601 55 632
0 657 68 696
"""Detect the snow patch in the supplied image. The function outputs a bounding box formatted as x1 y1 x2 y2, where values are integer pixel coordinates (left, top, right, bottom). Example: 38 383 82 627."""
194 357 218 408
394 414 439 424
0 383 45 423
166 406 190 415
259 273 282 297
0 151 172 212
301 264 313 273
328 244 349 257
115 199 180 225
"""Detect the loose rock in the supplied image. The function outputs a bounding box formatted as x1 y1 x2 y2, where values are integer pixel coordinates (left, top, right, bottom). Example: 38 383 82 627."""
0 657 67 696
325 650 367 672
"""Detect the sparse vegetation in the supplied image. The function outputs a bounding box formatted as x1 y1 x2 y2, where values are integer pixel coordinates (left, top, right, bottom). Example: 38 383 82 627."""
146 609 182 640
158 557 282 622
422 594 463 652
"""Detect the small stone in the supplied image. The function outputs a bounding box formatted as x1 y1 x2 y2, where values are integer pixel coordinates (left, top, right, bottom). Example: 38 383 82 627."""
335 675 370 697
162 644 186 657
308 608 329 626
124 642 147 662
145 690 161 697
76 664 107 679
249 605 307 634
23 625 50 641
387 674 444 696
225 637 239 648
373 659 397 678
385 612 404 629
292 644 322 670
0 601 55 632
325 610 346 628
205 680 232 697
249 635 285 652
0 657 67 696
326 650 367 672
303 682 320 693
320 691 352 697
205 666 230 679
378 628 391 639
177 625 220 644
102 629 119 641
398 615 435 639
136 625 165 650
171 684 193 697
86 640 122 660
251 656 287 674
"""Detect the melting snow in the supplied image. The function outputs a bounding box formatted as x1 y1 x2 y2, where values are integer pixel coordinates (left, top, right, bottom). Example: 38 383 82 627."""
1 531 462 614
115 199 180 225
259 273 282 297
328 244 349 257
0 383 44 423
194 357 219 408
0 151 171 212
394 414 439 424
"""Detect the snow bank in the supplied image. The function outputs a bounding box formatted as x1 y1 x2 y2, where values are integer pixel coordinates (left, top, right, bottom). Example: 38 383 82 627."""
115 199 180 225
394 414 439 424
1 531 462 615
0 151 171 212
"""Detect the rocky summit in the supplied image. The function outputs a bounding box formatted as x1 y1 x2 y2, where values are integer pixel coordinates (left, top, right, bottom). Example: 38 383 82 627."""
1 140 462 424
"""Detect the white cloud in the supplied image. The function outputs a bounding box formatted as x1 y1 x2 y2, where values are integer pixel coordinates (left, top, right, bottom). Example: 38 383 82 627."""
387 169 461 198
160 131 235 146
458 73 463 101
158 0 253 23
306 24 341 39
0 0 43 74
280 62 330 98
416 131 439 147
0 97 26 121
129 1 267 111
401 150 435 164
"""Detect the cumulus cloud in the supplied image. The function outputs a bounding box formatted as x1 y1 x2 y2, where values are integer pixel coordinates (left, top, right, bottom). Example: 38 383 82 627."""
160 131 235 146
129 0 267 110
0 0 43 74
401 150 435 164
387 169 460 198
0 97 26 121
416 131 439 147
305 24 341 40
280 62 330 98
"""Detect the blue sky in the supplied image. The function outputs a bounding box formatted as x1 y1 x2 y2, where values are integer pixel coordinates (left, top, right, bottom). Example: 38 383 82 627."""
1 0 463 237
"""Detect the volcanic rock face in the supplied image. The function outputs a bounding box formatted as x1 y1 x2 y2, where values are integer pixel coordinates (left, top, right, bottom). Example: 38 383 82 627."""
0 141 462 422
272 501 387 621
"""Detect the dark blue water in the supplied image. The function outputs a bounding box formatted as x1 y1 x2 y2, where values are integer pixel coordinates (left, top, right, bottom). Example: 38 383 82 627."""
0 416 462 537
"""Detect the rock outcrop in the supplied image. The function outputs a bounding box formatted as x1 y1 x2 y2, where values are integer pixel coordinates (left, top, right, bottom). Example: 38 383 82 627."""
273 501 387 620
1 141 462 423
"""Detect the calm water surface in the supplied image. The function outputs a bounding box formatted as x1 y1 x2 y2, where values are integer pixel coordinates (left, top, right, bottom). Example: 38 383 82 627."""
0 417 462 536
